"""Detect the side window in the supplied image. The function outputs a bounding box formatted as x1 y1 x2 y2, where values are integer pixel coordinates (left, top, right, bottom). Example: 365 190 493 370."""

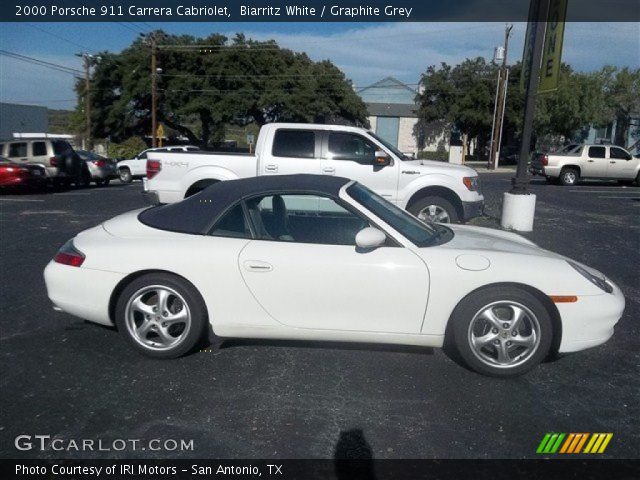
209 204 251 239
138 151 148 159
245 193 370 246
328 132 377 164
272 130 315 158
610 147 631 160
588 146 606 159
32 142 47 156
8 143 27 158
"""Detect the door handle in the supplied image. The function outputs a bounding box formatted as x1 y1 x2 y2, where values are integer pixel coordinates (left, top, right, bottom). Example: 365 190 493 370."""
587 160 594 163
610 161 616 164
243 260 273 272
265 164 278 173
322 167 336 175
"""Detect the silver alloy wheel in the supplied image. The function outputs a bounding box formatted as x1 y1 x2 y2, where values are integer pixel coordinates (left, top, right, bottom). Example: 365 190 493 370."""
467 301 541 368
563 171 576 184
417 204 451 223
124 285 191 351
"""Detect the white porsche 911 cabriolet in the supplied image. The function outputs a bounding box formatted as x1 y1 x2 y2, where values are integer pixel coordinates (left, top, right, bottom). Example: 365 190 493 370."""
44 175 624 376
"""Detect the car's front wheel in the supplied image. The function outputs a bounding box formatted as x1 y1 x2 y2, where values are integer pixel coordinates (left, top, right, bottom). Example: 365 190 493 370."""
119 168 133 183
115 273 208 358
408 196 459 224
447 286 553 377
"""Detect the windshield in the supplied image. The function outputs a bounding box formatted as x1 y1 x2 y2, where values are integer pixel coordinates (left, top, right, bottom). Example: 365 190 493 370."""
367 131 409 160
346 182 451 247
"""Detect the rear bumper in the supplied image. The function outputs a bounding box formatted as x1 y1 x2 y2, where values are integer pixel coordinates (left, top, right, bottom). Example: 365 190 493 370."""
461 199 484 221
44 261 124 326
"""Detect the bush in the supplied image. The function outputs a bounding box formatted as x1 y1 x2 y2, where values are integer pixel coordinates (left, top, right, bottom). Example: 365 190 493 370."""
417 150 449 162
107 137 147 160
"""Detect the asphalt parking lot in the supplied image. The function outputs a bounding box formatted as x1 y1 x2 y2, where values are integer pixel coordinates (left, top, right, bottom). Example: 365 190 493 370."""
0 174 638 460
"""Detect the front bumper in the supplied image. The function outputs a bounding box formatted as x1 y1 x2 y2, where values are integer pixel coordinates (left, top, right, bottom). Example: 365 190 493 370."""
557 280 625 353
461 199 485 221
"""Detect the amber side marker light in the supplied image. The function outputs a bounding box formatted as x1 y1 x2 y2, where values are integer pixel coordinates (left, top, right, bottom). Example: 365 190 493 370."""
549 295 578 303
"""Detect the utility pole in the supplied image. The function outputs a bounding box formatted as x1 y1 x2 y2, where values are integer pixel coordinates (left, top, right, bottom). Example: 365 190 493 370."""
489 24 513 170
150 33 158 148
76 52 92 150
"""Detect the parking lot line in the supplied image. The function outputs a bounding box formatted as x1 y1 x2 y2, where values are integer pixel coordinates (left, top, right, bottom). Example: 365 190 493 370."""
0 198 45 202
568 189 639 193
597 196 640 199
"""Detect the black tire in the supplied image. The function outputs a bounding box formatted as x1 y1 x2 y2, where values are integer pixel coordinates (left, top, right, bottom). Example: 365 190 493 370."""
77 171 91 188
115 273 208 359
408 196 459 224
559 167 579 186
119 168 133 184
446 286 553 377
634 172 640 187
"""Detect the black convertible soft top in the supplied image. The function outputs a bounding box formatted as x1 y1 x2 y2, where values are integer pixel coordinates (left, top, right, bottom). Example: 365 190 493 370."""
138 174 352 234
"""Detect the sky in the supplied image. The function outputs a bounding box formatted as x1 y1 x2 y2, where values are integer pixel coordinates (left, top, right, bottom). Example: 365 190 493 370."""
0 21 638 110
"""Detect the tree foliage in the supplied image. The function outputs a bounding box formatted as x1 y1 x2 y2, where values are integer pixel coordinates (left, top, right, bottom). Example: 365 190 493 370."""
416 58 639 152
78 31 369 146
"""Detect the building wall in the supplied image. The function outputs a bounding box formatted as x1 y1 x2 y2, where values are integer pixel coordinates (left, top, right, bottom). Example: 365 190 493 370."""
398 117 419 153
0 103 48 141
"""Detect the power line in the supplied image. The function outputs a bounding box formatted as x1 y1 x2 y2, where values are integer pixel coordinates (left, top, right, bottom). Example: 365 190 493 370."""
26 24 93 51
117 22 142 34
0 50 82 77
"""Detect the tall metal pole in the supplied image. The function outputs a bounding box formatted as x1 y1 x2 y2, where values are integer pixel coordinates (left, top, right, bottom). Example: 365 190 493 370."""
151 34 158 148
512 0 550 193
489 24 513 170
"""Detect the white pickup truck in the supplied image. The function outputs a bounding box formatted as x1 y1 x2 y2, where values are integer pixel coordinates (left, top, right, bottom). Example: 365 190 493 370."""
144 123 484 223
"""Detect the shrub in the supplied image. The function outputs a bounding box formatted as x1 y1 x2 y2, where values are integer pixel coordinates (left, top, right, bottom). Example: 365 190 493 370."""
107 137 147 160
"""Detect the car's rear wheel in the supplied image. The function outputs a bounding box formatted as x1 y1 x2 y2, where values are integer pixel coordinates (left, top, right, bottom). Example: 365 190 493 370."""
447 286 553 377
119 168 133 184
408 196 459 224
559 167 579 186
115 273 208 358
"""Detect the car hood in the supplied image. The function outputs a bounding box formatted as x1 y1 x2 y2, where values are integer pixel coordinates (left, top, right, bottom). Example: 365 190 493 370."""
438 223 560 258
401 159 478 177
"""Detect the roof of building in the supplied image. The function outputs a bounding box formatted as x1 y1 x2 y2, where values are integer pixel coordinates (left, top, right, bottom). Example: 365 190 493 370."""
366 102 418 118
357 77 418 107
138 174 351 234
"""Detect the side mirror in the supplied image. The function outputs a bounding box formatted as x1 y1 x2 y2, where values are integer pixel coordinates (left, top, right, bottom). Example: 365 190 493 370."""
374 150 391 167
355 227 386 250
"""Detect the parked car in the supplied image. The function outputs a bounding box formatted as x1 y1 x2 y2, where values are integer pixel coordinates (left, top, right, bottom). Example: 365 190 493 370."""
530 144 640 186
145 123 484 224
44 174 624 377
117 145 200 184
0 138 88 187
498 145 520 165
76 150 117 186
0 155 47 190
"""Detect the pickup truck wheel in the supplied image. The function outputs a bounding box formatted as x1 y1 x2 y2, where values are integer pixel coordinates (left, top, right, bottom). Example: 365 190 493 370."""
559 168 579 186
119 168 133 184
409 196 459 224
635 172 640 187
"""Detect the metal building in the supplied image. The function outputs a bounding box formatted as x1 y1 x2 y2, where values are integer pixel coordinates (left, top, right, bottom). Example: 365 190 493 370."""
0 102 48 141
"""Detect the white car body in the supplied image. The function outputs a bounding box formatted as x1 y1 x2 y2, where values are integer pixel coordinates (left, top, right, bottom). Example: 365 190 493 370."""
145 123 484 222
45 177 623 359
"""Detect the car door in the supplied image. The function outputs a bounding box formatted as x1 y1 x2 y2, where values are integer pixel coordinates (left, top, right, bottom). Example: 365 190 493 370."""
607 146 636 179
7 142 28 163
237 192 429 334
321 131 398 202
132 150 154 176
261 129 323 176
30 141 49 167
582 146 608 178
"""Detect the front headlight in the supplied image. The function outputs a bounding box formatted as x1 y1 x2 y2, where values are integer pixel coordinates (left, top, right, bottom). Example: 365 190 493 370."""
463 176 480 191
567 261 613 293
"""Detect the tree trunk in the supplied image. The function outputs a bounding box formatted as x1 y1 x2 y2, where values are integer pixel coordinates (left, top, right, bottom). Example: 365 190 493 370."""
461 133 468 164
161 116 201 145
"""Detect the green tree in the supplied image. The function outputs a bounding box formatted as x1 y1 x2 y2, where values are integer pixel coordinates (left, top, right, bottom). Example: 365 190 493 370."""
601 66 640 147
77 32 369 146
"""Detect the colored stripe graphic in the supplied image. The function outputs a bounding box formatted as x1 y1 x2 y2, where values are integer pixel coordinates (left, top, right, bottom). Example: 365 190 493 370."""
538 433 613 454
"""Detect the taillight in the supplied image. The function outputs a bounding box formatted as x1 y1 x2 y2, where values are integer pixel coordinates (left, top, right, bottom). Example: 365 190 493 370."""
50 156 57 167
147 159 161 179
54 240 85 267
542 154 549 166
95 159 106 167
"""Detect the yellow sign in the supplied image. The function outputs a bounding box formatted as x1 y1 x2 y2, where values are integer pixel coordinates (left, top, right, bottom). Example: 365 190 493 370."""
156 124 165 147
539 0 568 93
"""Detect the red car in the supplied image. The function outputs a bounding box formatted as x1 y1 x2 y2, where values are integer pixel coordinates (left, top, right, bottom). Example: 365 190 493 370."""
0 156 47 190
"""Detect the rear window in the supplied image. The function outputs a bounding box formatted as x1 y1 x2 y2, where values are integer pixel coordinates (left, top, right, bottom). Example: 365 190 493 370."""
588 146 606 158
52 141 73 155
272 130 315 158
32 142 47 156
8 143 27 157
